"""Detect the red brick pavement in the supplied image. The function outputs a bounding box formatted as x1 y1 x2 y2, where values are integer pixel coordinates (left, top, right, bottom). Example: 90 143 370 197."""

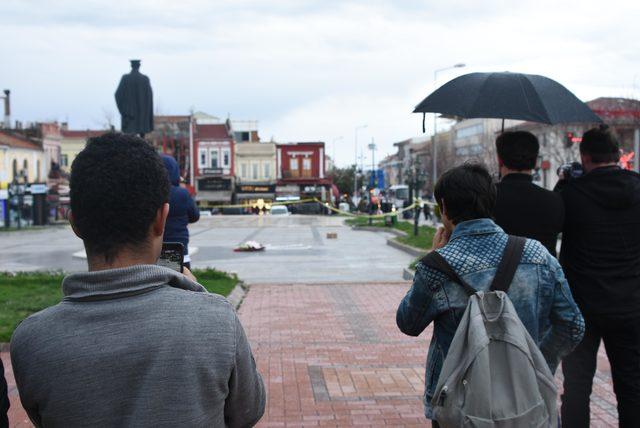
2 282 619 427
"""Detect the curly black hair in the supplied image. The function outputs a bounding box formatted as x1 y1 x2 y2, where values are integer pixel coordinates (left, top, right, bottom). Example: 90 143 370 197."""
70 133 169 262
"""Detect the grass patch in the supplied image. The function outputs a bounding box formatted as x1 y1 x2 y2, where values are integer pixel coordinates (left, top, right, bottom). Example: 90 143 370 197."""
194 268 240 296
345 216 435 249
0 268 239 342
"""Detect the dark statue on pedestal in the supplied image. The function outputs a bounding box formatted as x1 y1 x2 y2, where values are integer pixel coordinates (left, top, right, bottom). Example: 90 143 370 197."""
115 59 154 137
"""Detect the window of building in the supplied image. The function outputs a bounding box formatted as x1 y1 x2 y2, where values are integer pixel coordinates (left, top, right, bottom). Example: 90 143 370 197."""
252 163 259 180
456 123 484 139
23 159 28 178
264 162 270 178
222 149 230 167
198 148 208 168
12 159 17 177
60 154 68 167
36 160 41 182
241 163 247 178
209 149 219 168
302 158 312 171
290 157 298 170
234 131 250 142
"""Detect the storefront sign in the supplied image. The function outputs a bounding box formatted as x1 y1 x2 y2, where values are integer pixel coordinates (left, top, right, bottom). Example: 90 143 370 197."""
237 184 276 193
201 168 223 176
197 177 232 192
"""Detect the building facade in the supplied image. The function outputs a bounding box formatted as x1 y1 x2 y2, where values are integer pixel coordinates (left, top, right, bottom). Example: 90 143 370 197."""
0 131 45 184
148 115 193 186
40 123 62 177
60 129 105 172
234 142 276 203
276 142 332 201
193 119 235 206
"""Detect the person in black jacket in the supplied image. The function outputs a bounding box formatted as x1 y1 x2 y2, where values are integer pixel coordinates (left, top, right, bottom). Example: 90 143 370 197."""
493 131 564 256
559 126 640 427
162 155 200 269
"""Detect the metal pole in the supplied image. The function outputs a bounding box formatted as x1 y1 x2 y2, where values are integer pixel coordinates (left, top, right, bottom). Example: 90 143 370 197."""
189 116 195 186
431 63 466 188
353 125 367 201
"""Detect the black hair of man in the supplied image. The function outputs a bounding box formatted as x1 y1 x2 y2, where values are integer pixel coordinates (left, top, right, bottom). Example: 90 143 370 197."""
495 131 539 170
70 132 169 262
580 125 620 163
434 163 496 224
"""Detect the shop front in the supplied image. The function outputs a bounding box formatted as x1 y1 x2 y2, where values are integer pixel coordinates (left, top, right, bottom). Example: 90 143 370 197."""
195 176 234 208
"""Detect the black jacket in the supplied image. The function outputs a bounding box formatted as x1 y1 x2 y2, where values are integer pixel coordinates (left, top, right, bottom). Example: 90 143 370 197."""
559 166 640 316
1 358 8 428
494 173 564 256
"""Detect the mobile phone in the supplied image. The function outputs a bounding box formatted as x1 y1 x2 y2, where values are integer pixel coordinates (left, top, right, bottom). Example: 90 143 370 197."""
158 242 184 273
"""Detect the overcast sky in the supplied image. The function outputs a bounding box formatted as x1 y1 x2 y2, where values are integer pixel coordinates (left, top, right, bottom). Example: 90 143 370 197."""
1 0 638 166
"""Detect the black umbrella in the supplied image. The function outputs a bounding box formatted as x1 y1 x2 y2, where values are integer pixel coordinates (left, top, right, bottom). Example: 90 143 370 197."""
413 72 602 132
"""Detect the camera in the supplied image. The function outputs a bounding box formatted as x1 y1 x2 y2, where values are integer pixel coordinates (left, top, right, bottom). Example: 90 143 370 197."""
557 162 583 180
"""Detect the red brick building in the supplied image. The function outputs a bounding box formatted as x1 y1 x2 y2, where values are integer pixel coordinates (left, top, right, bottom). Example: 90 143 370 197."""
193 120 235 206
276 142 332 202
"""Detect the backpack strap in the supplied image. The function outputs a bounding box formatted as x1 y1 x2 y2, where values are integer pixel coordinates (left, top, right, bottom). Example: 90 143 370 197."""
490 235 526 293
421 251 477 297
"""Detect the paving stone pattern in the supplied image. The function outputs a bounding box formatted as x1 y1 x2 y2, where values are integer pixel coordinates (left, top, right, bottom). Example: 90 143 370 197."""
2 282 619 427
240 282 619 428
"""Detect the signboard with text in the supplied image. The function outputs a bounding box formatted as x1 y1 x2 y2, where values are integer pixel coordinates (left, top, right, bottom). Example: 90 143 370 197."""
197 177 232 192
236 184 276 194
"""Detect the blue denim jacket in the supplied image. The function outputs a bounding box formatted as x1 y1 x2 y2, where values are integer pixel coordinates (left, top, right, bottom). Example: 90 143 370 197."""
396 219 584 419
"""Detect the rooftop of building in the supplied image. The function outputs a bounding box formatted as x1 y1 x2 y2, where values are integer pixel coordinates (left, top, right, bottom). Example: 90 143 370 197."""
195 123 231 140
0 130 43 151
61 129 108 139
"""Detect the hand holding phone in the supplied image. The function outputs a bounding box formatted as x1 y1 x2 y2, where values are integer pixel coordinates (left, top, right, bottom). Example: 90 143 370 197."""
158 242 184 273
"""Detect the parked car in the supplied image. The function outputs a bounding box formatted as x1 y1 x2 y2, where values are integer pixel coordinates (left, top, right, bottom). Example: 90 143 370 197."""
270 205 290 216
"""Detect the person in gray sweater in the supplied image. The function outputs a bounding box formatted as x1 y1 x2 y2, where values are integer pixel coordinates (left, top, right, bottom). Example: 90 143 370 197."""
10 133 265 428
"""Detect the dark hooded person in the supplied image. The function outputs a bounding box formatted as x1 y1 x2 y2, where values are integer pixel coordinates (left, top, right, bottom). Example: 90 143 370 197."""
559 126 640 427
115 59 154 136
162 155 200 269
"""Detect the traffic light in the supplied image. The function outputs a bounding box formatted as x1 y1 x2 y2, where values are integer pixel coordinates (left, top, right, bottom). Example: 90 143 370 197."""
565 132 574 148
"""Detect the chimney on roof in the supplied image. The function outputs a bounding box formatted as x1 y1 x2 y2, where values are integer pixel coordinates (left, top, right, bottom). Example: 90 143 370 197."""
2 90 10 129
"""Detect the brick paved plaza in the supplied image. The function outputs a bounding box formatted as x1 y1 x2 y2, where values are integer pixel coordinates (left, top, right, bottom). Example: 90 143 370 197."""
0 281 621 427
239 282 619 427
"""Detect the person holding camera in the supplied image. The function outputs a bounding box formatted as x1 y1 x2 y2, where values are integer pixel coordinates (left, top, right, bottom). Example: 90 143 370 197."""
493 131 564 256
558 126 640 427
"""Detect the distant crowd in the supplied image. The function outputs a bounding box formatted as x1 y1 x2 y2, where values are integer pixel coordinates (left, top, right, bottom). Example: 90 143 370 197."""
1 126 639 427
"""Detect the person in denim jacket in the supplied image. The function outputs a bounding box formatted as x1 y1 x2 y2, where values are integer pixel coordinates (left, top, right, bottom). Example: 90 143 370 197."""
396 163 584 424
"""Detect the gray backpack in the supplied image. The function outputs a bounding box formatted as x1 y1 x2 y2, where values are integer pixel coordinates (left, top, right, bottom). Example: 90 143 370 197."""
422 236 558 427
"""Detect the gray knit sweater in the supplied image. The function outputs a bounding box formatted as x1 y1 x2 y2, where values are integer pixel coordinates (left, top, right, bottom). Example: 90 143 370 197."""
10 265 265 428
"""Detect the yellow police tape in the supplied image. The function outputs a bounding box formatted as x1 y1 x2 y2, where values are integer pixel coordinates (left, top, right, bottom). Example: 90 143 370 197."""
205 197 436 220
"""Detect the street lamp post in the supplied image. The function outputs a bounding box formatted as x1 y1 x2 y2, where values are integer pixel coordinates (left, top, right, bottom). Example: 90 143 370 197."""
432 63 466 188
368 139 377 226
353 124 367 202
